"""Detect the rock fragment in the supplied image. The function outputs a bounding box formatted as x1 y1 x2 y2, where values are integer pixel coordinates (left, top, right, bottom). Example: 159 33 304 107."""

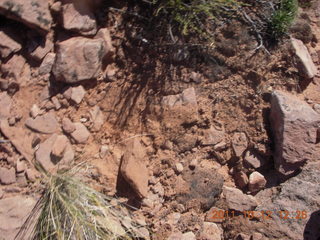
223 186 257 211
201 125 225 146
291 38 318 78
30 104 42 118
52 37 106 83
61 2 97 36
0 167 16 185
62 118 76 133
120 139 149 198
248 171 266 192
0 120 34 162
89 106 105 131
232 132 248 157
25 112 59 134
0 0 52 33
201 222 222 240
70 85 86 104
0 30 21 58
244 150 266 169
39 53 55 75
29 36 53 61
270 90 320 175
35 134 74 172
70 122 90 144
234 171 248 189
0 92 12 119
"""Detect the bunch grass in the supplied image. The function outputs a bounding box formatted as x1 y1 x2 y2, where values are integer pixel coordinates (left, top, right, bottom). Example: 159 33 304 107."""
16 166 145 240
269 0 298 39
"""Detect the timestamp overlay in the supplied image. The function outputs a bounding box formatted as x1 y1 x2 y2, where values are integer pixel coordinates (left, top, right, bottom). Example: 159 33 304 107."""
207 209 309 221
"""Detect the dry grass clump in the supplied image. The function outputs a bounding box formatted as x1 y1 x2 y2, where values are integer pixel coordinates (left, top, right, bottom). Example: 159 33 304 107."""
16 166 147 240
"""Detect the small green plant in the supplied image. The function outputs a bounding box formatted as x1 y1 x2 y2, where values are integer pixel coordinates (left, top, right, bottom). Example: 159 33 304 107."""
16 166 146 240
151 0 241 38
269 0 298 39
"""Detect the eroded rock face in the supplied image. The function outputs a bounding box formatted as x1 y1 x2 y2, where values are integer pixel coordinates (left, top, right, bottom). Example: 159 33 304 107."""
270 91 320 175
291 38 318 78
0 0 52 33
52 37 106 83
0 196 37 240
255 162 320 240
120 139 149 198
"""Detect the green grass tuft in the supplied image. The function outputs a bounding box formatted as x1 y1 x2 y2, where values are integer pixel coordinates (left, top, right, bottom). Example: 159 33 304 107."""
269 0 298 39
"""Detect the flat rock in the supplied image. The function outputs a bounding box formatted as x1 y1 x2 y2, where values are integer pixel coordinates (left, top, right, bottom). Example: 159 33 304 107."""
70 85 86 104
270 90 320 175
0 92 12 119
61 2 97 36
0 119 34 162
223 186 257 211
25 112 59 134
89 106 105 131
0 29 21 58
0 0 52 33
120 139 149 198
35 134 74 172
52 37 106 83
291 38 318 78
232 132 248 157
70 122 90 143
0 196 37 240
0 167 16 185
248 171 266 193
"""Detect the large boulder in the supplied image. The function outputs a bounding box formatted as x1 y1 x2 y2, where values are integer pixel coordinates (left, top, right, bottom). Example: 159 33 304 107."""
52 37 106 83
270 91 320 175
0 0 52 33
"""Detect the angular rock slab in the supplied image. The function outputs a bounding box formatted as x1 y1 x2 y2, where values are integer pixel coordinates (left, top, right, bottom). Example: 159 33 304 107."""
120 139 149 198
0 0 52 33
0 196 37 240
291 38 318 78
52 37 105 83
61 2 97 36
270 91 320 175
35 134 74 172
